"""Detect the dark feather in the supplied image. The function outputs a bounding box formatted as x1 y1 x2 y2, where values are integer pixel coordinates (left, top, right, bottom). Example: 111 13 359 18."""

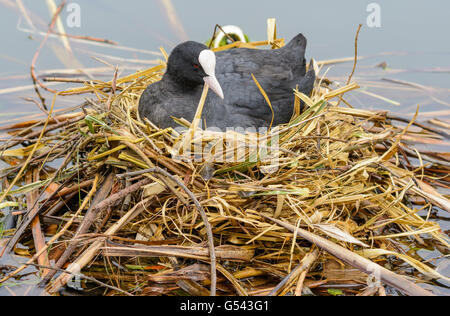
138 33 315 130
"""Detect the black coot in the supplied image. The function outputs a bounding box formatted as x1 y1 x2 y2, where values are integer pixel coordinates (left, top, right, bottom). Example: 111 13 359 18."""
138 33 315 130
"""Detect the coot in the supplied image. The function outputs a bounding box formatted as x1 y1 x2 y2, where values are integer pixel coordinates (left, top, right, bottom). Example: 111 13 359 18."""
138 33 315 130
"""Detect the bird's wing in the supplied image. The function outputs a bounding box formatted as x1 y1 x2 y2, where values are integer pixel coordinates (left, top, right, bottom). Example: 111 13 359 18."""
215 49 298 82
215 33 308 81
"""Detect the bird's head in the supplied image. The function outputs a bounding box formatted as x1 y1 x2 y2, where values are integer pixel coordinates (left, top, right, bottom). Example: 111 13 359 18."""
166 41 224 99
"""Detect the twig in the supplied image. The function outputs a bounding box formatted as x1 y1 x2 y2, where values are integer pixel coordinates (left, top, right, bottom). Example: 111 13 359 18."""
337 24 362 108
0 137 76 178
90 177 151 212
268 248 319 296
2 137 80 254
347 24 362 85
30 0 66 94
208 24 236 49
42 77 87 83
387 114 450 139
117 167 217 296
0 175 99 284
263 215 435 297
46 197 154 293
0 93 61 256
49 179 95 200
294 270 308 296
215 263 248 296
21 97 49 115
50 31 118 45
44 191 78 217
0 114 85 151
399 144 450 168
28 263 133 296
41 172 115 284
27 169 50 277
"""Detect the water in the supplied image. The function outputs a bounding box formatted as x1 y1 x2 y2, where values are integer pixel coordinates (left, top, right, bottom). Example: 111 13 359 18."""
0 0 449 118
0 0 449 296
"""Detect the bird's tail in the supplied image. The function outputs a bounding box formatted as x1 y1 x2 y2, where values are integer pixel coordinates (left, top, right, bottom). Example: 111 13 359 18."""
283 33 308 77
284 33 307 52
299 59 316 97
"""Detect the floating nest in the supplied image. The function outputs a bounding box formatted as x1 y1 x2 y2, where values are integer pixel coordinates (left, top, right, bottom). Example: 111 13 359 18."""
0 33 449 296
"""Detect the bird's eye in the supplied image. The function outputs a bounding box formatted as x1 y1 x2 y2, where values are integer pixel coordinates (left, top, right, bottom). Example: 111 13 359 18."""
193 63 199 69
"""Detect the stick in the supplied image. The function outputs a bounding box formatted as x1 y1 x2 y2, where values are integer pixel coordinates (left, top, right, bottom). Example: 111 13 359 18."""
41 172 115 284
1 136 79 254
387 114 450 139
49 179 95 200
263 215 435 297
90 177 151 212
347 24 362 85
336 23 363 109
46 197 154 293
27 169 50 277
50 32 118 45
117 167 217 296
208 24 237 49
29 263 133 296
268 248 319 296
0 175 99 284
0 114 85 151
30 0 66 95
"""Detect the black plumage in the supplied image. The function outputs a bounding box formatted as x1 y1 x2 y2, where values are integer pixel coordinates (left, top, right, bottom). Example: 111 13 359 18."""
138 33 315 130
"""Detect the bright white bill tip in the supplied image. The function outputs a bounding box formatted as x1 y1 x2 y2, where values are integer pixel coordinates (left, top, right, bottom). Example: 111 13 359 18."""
199 49 216 76
212 25 247 48
204 75 224 99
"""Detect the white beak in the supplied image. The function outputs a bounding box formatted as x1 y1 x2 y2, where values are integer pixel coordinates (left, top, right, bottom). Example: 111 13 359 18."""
199 49 224 99
203 75 224 99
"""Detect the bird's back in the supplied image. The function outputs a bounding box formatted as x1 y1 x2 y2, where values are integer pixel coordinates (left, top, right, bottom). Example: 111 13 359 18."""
215 33 308 82
206 33 313 129
139 33 315 130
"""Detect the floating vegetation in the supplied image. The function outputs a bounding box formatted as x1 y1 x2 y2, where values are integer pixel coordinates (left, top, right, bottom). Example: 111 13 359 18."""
0 19 449 296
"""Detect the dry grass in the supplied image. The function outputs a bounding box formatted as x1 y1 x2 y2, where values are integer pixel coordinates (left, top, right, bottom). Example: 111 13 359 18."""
0 30 449 296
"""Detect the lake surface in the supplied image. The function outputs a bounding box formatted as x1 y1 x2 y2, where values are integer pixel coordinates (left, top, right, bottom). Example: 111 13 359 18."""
0 0 449 296
1 0 449 119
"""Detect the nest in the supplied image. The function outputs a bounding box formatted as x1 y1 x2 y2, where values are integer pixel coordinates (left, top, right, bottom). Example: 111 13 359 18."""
0 35 449 296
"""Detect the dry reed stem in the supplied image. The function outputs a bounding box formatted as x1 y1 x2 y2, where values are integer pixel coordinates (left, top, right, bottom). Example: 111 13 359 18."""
0 29 449 296
264 216 435 296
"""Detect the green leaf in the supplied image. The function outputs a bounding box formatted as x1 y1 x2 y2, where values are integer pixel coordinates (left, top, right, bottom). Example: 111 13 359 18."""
85 115 120 135
85 117 95 134
0 202 20 209
328 289 343 296
125 264 146 271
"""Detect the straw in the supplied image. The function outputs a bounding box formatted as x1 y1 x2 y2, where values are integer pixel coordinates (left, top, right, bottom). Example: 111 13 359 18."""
0 23 449 296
